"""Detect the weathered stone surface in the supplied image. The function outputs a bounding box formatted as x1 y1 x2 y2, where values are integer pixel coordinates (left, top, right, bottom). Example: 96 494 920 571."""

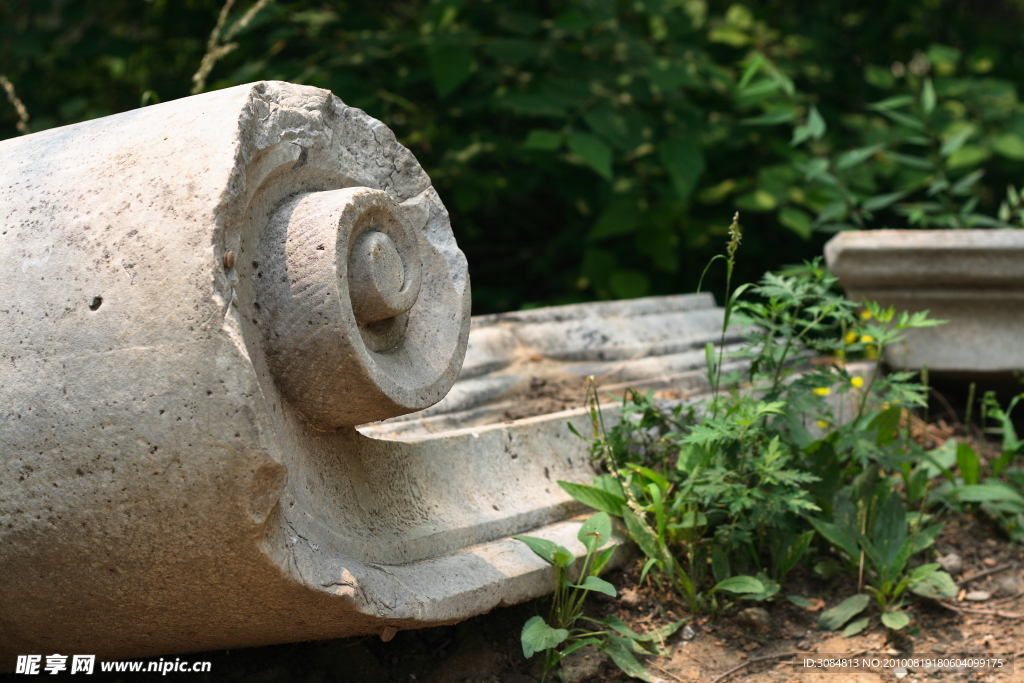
368 293 744 438
1 81 613 664
825 230 1024 372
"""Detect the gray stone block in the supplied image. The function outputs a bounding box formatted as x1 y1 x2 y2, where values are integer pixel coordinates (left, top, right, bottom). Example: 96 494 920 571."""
825 229 1024 372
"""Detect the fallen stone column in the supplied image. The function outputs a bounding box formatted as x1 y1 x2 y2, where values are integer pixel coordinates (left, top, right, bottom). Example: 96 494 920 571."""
0 82 614 663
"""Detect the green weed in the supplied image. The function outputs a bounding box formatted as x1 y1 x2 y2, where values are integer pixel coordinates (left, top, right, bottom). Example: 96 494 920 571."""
514 512 686 682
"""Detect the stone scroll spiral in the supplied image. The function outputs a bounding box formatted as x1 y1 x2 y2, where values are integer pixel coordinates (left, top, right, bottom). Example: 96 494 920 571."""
254 186 465 429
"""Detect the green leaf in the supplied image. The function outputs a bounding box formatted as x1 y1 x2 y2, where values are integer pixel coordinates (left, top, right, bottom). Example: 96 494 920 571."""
869 406 902 446
429 43 473 98
645 617 689 643
609 270 650 299
836 144 885 170
889 152 934 170
809 518 859 561
621 505 660 562
914 522 945 552
585 200 638 240
881 611 911 630
957 442 980 486
603 637 654 681
494 93 566 118
712 575 765 595
786 595 816 608
954 482 1024 504
909 568 957 600
567 132 613 180
709 25 749 47
871 491 908 572
791 105 826 146
571 575 617 597
523 129 562 151
557 481 627 516
592 544 619 575
738 54 767 89
559 637 603 659
992 133 1024 160
940 125 976 157
513 535 573 567
777 530 816 581
520 616 568 658
877 109 926 131
946 145 990 169
922 78 936 115
578 512 613 551
865 64 896 89
842 617 871 637
659 138 706 203
745 572 781 601
861 191 909 212
735 189 777 212
584 104 635 151
742 110 797 126
867 95 914 111
778 206 813 238
638 557 658 586
627 464 670 491
602 614 646 641
819 594 870 631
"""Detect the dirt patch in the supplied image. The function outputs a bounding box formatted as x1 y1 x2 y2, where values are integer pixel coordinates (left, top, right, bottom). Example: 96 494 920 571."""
501 375 590 421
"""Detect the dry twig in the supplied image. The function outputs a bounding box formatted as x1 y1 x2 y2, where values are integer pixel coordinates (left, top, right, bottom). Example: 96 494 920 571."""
990 591 1024 606
0 74 30 134
650 663 685 682
957 563 1015 587
709 651 796 683
938 601 1024 619
192 0 272 94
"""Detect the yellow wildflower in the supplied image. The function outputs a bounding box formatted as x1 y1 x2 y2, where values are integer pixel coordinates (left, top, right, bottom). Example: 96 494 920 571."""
865 346 878 360
850 376 864 388
860 310 873 320
845 331 858 345
861 335 875 343
817 420 830 429
813 387 831 396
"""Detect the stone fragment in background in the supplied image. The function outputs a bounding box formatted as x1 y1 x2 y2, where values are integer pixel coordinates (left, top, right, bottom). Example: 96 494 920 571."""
825 230 1024 372
939 552 964 575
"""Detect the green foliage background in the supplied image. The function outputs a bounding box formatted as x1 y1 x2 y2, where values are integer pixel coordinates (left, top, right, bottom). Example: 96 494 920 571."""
4 0 1024 312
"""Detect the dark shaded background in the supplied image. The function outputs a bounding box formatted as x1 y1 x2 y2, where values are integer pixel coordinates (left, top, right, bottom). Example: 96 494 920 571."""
4 0 1024 312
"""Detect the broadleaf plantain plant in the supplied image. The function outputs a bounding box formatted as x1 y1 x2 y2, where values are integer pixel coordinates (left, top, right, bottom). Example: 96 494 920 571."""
514 512 686 682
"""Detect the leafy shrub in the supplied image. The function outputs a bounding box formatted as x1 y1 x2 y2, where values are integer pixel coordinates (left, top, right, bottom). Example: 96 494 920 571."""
6 2 1024 311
